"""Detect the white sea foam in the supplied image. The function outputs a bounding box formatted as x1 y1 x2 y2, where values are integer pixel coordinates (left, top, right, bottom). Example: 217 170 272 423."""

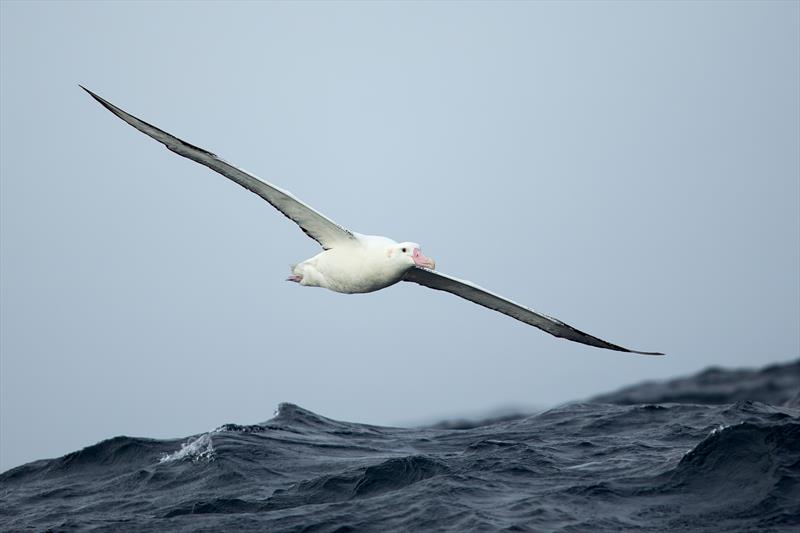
709 424 729 436
159 432 217 464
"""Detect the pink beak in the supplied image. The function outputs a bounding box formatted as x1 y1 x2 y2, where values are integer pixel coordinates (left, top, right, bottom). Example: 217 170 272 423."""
412 248 436 270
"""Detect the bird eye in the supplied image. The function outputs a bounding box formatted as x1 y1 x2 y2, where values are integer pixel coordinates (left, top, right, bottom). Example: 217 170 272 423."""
401 248 407 253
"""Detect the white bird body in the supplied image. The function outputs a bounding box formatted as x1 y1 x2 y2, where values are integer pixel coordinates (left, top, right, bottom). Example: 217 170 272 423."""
291 235 429 294
81 86 663 356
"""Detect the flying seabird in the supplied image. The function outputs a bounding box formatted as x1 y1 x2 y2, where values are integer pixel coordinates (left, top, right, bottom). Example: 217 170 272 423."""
81 86 663 356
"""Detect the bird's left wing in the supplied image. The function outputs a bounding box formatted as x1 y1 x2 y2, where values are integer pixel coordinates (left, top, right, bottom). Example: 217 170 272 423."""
81 86 356 250
402 267 663 355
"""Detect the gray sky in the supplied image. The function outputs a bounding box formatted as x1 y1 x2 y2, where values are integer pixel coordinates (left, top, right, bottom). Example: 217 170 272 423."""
1 1 798 472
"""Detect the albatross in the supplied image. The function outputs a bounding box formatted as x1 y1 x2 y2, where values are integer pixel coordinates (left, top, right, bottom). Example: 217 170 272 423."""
81 86 663 356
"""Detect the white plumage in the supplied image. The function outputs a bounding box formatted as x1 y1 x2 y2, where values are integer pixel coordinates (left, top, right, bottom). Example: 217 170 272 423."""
82 86 663 356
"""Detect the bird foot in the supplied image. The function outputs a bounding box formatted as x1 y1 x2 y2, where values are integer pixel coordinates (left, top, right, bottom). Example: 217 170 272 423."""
286 274 302 283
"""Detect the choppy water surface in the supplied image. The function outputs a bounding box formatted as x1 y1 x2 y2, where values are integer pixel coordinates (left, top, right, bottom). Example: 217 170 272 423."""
2 360 798 532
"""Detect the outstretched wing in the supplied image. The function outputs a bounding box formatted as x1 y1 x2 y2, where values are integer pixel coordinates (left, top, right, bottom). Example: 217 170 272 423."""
403 267 663 355
81 86 355 250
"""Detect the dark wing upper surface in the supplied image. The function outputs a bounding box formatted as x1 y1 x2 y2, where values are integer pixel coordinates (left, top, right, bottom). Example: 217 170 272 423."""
81 86 355 250
403 267 663 355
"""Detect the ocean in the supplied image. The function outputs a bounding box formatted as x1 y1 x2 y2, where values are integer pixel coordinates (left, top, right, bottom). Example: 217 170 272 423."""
2 359 798 532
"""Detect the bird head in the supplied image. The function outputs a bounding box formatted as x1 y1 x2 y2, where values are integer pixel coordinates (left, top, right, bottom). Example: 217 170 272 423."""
388 242 436 271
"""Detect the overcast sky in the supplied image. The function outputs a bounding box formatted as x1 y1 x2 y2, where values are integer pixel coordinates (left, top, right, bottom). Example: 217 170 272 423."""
1 1 798 472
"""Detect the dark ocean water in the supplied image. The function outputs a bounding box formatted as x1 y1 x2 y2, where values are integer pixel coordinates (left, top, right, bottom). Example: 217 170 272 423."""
2 360 798 532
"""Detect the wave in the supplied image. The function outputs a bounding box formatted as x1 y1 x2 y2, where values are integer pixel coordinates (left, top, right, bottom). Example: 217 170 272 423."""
591 358 800 406
2 359 799 532
651 419 800 528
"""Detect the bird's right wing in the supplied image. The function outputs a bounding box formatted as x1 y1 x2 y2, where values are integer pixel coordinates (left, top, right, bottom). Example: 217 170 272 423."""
81 86 356 250
403 266 663 355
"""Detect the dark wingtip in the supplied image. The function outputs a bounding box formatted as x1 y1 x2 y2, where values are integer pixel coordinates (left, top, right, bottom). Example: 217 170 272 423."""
79 85 112 108
631 350 666 356
79 84 96 97
79 84 221 161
